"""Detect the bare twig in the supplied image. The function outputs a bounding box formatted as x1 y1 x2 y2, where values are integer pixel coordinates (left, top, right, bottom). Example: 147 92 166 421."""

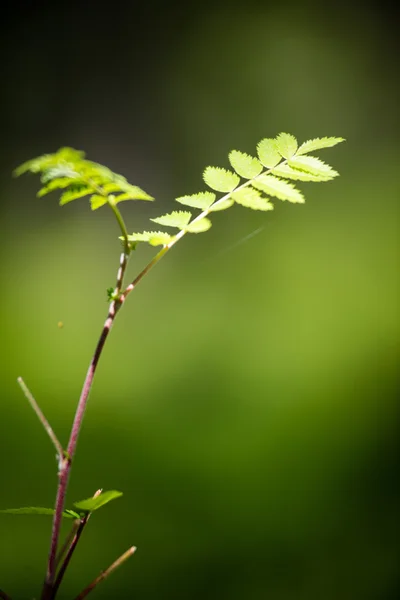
74 547 136 600
17 377 64 460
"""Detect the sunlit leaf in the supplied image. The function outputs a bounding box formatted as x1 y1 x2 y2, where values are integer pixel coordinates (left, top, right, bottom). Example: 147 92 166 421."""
126 231 174 246
175 191 216 210
253 175 304 203
209 197 235 212
114 186 153 202
151 211 192 229
274 133 298 159
73 490 123 514
90 194 108 210
297 137 345 155
288 155 339 178
228 151 263 179
59 186 94 205
272 163 332 182
203 167 240 193
232 188 274 211
40 165 79 183
185 218 212 233
37 178 77 197
257 138 282 168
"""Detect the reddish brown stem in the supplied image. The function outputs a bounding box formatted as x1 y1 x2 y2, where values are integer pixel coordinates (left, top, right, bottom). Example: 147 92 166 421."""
41 301 123 600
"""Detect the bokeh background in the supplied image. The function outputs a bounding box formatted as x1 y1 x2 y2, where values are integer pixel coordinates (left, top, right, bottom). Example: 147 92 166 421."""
0 1 398 598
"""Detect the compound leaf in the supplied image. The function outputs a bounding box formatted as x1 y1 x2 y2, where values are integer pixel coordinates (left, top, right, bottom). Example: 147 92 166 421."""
253 174 304 203
228 151 263 179
232 188 274 211
274 133 298 159
288 155 339 178
14 147 153 207
151 210 192 229
203 167 240 193
175 191 216 210
257 138 282 168
297 137 345 155
73 490 123 514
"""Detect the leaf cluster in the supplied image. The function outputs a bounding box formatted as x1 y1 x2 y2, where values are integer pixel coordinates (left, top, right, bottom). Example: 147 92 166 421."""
14 147 153 210
125 133 344 247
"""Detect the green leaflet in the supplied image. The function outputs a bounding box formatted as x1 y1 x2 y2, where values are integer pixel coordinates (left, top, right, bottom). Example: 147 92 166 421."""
203 167 240 193
288 155 339 178
114 187 153 202
0 507 79 519
151 211 192 229
272 163 332 182
257 138 282 168
186 218 212 233
253 174 304 203
126 231 174 246
73 490 123 514
228 151 263 179
232 188 273 211
40 165 79 183
209 197 235 212
274 132 298 159
90 195 108 210
297 137 345 155
37 178 78 197
175 191 216 210
59 186 94 205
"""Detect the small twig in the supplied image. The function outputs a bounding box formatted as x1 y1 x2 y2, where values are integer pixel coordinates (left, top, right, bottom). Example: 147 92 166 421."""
0 590 12 600
54 519 80 570
17 377 64 460
74 546 136 600
53 490 102 597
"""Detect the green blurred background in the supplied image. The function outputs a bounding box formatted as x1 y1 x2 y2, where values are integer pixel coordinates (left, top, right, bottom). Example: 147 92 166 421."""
1 1 398 598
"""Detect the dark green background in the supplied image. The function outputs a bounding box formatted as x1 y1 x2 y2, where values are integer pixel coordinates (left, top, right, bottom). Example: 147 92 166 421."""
0 1 398 598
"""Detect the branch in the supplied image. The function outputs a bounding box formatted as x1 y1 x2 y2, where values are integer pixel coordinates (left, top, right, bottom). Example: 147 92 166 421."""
41 303 120 599
54 519 80 570
17 377 64 460
73 547 136 600
52 490 103 597
0 590 12 600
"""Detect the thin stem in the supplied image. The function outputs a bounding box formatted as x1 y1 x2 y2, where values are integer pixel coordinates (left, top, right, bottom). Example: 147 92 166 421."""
54 519 80 570
53 490 102 596
73 547 136 600
17 377 64 460
0 590 12 600
41 299 124 599
107 197 130 253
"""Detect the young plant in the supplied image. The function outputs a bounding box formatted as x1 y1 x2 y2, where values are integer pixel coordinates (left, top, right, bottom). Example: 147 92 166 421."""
1 133 344 600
